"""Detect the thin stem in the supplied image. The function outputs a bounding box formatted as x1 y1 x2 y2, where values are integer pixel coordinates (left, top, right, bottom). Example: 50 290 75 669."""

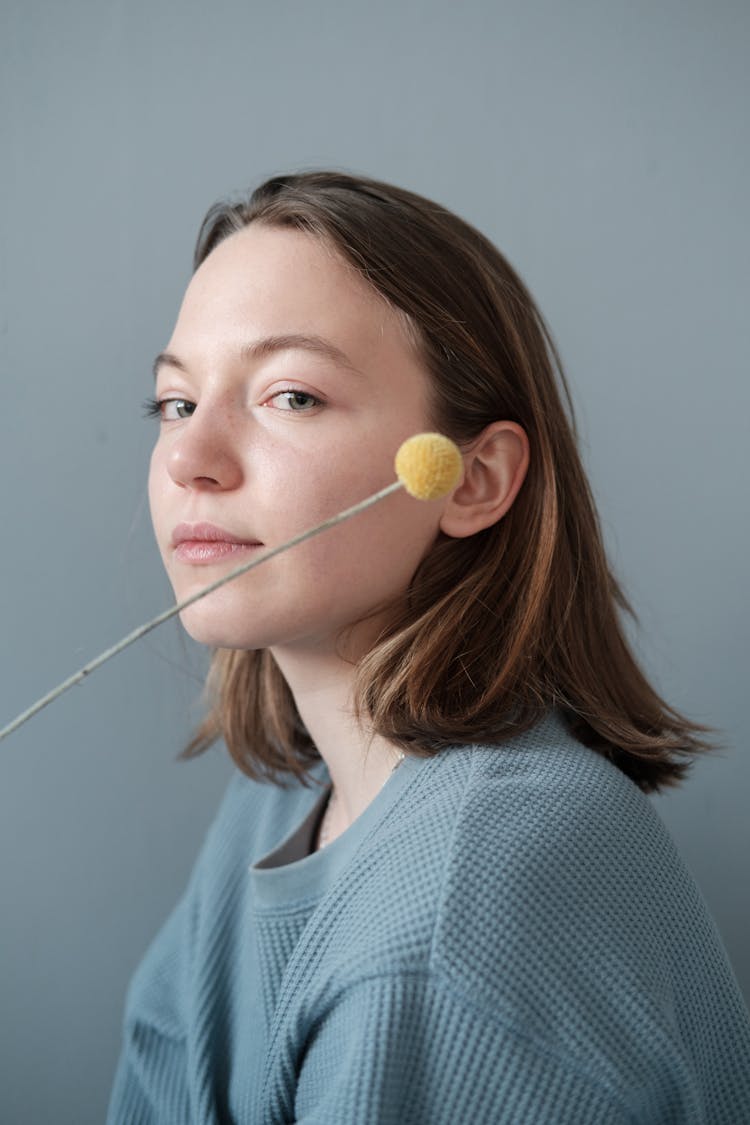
0 479 404 743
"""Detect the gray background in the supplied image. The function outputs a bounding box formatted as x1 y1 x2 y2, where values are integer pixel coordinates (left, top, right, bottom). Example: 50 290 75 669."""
1 1 747 1121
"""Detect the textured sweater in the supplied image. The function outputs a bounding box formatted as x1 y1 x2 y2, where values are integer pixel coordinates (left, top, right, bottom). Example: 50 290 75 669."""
107 709 750 1123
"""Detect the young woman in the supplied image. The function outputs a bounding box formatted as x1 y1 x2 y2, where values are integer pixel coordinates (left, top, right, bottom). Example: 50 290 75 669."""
107 172 750 1123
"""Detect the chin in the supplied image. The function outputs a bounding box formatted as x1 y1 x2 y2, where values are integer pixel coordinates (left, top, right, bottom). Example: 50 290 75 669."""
176 604 262 650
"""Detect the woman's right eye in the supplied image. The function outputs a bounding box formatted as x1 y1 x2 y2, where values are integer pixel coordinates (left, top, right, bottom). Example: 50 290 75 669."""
142 397 197 421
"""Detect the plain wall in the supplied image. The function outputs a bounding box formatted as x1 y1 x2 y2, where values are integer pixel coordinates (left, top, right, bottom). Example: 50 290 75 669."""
1 1 748 1121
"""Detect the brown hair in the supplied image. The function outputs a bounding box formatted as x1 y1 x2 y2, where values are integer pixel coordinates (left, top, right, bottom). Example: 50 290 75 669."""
178 170 718 792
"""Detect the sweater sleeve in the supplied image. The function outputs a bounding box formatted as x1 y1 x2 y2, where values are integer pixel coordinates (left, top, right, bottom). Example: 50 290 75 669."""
105 770 260 1124
105 889 195 1125
289 970 629 1125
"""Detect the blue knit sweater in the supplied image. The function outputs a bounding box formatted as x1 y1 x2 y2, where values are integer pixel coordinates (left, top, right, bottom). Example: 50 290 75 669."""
107 710 750 1123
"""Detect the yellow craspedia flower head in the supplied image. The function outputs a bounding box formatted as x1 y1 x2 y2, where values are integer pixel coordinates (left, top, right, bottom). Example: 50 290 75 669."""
394 432 463 500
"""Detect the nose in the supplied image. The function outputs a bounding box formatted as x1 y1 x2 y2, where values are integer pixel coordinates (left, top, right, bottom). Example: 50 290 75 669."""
165 403 244 492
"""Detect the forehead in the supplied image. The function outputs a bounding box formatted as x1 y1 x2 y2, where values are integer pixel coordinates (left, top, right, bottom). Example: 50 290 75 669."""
173 224 407 357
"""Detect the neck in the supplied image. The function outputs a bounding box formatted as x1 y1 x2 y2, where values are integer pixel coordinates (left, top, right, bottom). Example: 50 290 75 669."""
270 644 405 835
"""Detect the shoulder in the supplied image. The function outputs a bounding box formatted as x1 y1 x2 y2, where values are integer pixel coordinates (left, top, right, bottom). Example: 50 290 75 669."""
363 708 675 925
320 710 669 966
331 709 720 1031
431 709 687 979
439 707 680 929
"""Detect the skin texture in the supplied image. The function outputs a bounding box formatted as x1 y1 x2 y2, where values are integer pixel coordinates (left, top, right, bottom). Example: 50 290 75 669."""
148 224 529 838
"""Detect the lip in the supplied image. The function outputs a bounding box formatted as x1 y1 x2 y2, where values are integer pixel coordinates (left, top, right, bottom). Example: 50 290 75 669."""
171 522 264 565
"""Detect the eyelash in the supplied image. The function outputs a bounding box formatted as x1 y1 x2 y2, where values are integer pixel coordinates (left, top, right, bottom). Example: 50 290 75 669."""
141 388 322 420
142 396 163 419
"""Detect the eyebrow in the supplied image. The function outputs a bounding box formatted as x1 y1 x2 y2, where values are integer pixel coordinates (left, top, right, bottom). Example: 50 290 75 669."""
152 333 362 381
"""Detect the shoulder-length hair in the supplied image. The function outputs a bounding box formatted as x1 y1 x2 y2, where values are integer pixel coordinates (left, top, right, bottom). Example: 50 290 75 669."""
178 170 717 793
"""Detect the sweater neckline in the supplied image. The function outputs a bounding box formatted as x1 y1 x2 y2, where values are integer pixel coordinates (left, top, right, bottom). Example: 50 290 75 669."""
249 751 431 910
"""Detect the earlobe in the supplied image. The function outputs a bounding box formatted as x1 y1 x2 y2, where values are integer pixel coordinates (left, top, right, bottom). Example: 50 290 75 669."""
439 421 530 539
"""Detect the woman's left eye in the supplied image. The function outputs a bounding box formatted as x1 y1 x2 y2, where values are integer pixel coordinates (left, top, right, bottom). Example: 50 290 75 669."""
269 389 322 412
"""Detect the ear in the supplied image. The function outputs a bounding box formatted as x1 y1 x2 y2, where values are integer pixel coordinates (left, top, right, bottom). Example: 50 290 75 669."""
439 421 530 539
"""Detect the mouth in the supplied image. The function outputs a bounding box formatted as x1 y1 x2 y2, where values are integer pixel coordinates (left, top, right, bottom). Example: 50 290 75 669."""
171 522 265 565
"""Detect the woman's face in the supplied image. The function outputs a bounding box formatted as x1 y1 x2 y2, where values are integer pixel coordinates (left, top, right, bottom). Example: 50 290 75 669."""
148 223 446 658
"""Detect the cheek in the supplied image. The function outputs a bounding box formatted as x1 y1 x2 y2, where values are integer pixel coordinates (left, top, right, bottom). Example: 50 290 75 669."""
302 490 441 600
